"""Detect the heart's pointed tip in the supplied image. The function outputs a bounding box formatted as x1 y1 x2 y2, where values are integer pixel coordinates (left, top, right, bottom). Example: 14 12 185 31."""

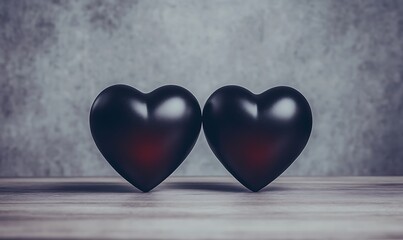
137 187 153 193
134 184 157 193
244 183 268 192
248 187 264 193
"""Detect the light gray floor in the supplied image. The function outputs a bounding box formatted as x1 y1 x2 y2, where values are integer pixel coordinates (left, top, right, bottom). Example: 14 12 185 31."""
1 177 402 239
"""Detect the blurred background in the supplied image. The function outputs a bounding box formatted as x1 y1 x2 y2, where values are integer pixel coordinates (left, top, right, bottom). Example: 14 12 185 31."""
1 0 402 177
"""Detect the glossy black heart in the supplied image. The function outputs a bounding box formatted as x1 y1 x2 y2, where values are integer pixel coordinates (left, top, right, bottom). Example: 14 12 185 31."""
203 86 312 192
90 85 201 192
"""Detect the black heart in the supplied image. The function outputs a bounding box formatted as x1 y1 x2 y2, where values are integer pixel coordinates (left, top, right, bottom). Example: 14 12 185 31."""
203 86 312 192
90 85 202 192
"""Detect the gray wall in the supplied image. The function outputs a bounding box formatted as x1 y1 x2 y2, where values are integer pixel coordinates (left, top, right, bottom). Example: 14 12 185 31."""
1 0 403 177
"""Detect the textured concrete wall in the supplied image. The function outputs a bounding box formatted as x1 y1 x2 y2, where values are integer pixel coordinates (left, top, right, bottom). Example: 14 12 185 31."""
1 0 403 177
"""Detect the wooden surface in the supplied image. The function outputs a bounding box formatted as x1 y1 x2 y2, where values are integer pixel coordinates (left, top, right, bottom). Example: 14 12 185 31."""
0 177 402 239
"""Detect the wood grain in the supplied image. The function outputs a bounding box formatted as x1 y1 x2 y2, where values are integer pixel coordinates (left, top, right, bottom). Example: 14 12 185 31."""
0 177 402 239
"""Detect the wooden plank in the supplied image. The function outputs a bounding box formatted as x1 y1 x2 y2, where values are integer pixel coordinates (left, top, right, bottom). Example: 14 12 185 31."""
0 177 402 239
